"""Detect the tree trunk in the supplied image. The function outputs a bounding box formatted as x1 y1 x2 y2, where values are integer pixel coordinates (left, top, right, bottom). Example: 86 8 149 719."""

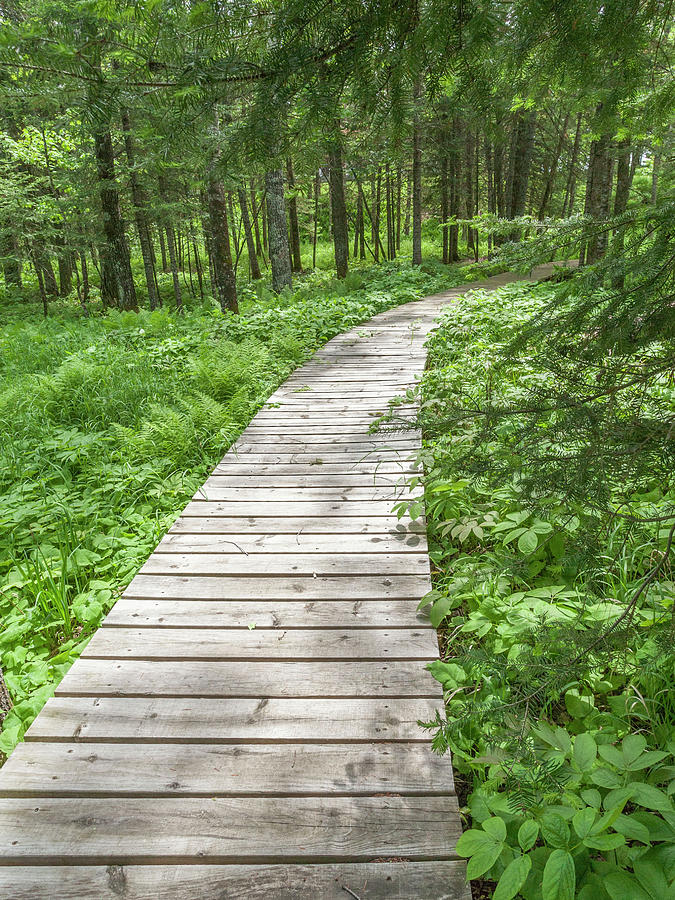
238 188 261 281
121 108 160 310
562 113 583 217
372 169 381 262
396 167 402 251
441 152 449 264
611 138 633 288
286 159 302 272
509 110 537 219
328 142 349 278
581 128 612 265
2 233 21 287
464 128 476 254
265 168 293 292
538 113 570 219
205 171 238 313
0 665 12 727
93 129 137 310
158 174 183 312
411 77 423 266
312 170 320 269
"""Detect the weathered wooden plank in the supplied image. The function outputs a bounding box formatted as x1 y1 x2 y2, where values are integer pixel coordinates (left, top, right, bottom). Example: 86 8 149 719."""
0 861 471 900
169 516 425 534
203 473 416 488
233 429 419 441
25 697 442 743
212 462 420 475
82 627 436 661
226 445 417 457
104 598 429 628
158 531 426 553
139 553 430 577
181 500 416 517
123 573 430 599
53 659 438 698
193 486 420 501
1 742 451 797
0 796 460 864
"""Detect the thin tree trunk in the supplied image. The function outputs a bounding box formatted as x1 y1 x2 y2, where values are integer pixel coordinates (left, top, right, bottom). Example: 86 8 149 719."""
611 138 633 288
250 182 263 257
396 167 402 251
238 188 262 281
562 113 583 217
265 168 293 292
121 108 160 310
441 152 449 264
538 113 570 219
227 192 240 260
205 171 238 313
286 159 302 272
411 77 423 266
158 174 183 312
328 142 349 278
312 170 320 269
93 129 137 310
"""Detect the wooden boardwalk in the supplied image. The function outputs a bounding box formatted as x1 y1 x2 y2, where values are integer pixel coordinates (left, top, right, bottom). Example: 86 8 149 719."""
0 269 553 898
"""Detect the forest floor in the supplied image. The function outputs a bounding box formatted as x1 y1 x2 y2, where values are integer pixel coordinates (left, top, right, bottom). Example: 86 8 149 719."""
0 254 486 759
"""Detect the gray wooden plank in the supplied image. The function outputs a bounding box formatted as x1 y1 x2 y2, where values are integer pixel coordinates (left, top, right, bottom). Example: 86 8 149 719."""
25 697 441 743
0 861 471 900
168 516 425 534
193 486 420 500
157 531 426 553
203 473 416 488
1 742 451 796
0 796 460 863
181 500 416 516
123 573 430 599
138 553 431 576
212 462 420 474
81 627 436 661
53 659 438 698
104 599 429 628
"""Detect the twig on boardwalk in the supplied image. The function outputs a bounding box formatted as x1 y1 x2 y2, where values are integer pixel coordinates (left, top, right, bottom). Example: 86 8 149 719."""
341 887 362 900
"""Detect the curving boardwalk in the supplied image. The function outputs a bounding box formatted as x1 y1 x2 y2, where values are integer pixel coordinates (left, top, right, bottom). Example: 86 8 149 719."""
0 268 555 899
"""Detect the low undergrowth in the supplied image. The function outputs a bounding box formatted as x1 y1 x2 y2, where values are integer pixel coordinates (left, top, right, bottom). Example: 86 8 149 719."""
0 259 476 759
399 274 675 899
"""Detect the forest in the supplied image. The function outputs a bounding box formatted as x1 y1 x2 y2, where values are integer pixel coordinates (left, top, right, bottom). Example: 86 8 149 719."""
0 0 674 898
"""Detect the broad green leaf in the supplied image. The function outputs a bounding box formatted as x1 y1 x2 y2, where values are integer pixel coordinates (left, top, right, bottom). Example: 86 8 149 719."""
541 813 570 849
542 849 576 900
622 734 647 765
634 857 669 898
630 782 673 812
482 816 507 841
455 828 495 856
518 820 540 851
466 841 504 880
574 733 597 772
583 832 626 851
572 807 597 839
604 871 652 900
517 529 539 554
493 854 532 900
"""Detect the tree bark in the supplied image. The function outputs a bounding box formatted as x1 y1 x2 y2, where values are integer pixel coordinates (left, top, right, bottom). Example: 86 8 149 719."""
238 188 261 281
328 142 349 278
286 159 302 272
509 110 537 219
93 129 137 310
411 77 423 266
441 152 449 264
121 108 160 310
265 168 293 292
250 182 263 258
158 174 183 312
205 171 238 313
538 113 570 219
581 129 612 265
562 113 583 217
